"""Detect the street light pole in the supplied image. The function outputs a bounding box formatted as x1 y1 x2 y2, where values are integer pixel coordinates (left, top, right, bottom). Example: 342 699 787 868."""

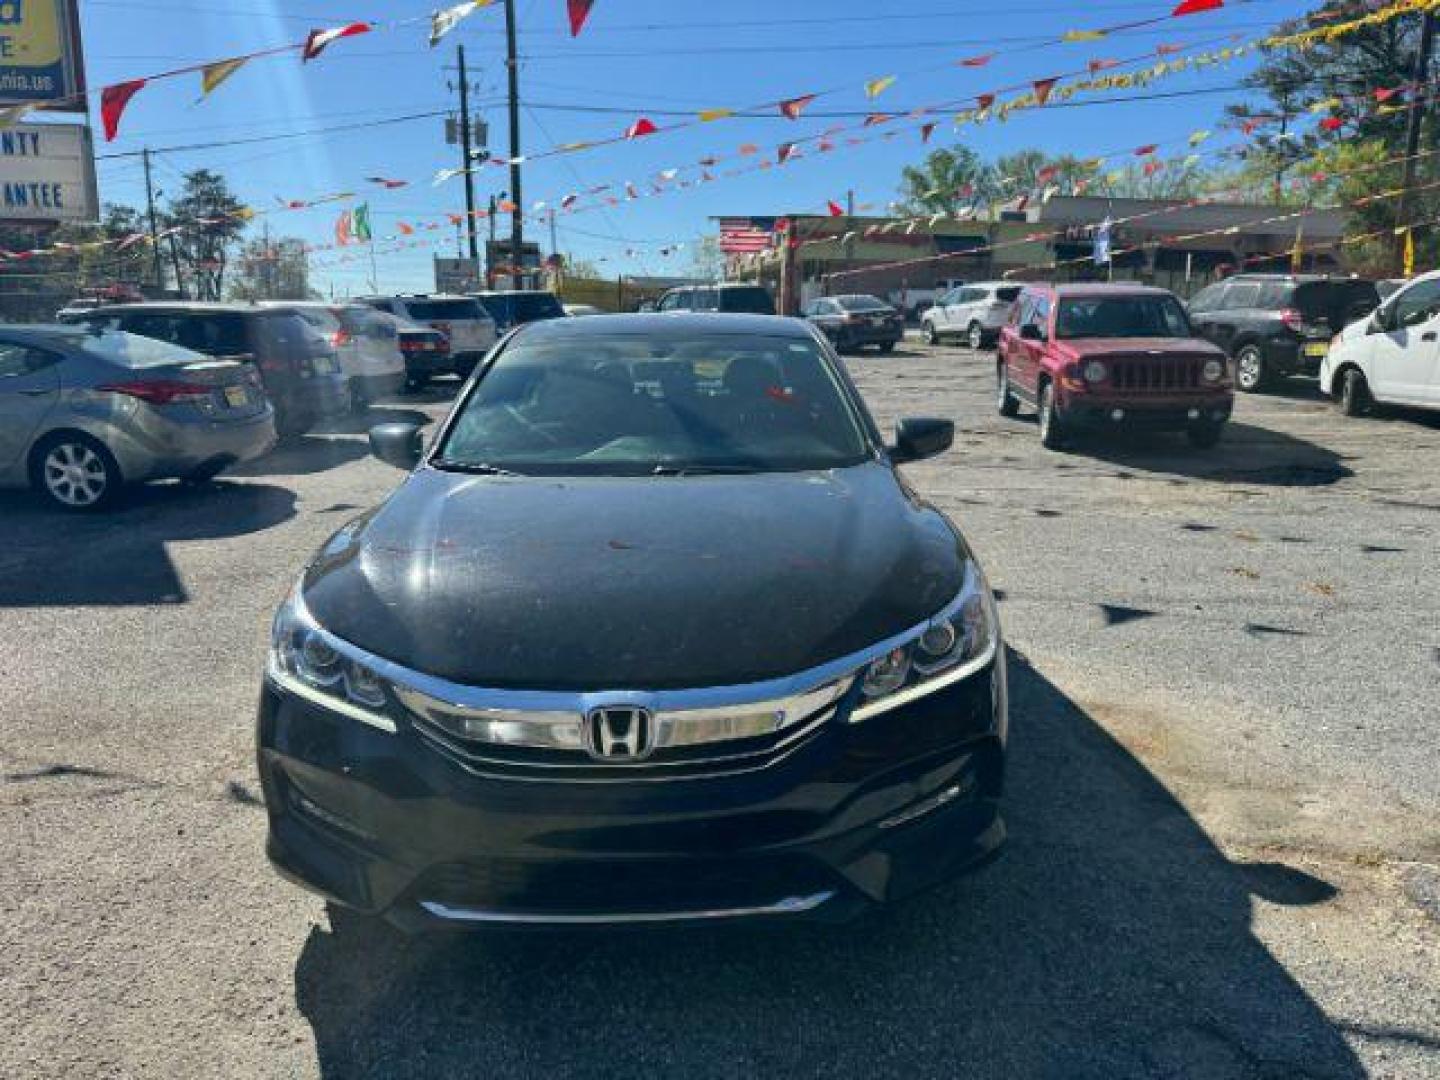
141 149 164 293
504 0 524 289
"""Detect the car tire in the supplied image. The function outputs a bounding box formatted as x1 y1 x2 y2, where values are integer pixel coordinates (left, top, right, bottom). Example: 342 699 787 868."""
967 322 986 350
996 364 1021 418
1235 344 1268 393
1186 421 1225 449
1037 382 1067 450
273 409 315 440
182 460 229 486
923 321 940 346
878 341 896 354
29 431 124 512
1338 367 1371 416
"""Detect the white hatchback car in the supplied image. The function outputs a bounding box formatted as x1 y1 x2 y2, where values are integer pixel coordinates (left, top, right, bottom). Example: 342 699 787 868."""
1321 271 1440 416
922 282 1023 349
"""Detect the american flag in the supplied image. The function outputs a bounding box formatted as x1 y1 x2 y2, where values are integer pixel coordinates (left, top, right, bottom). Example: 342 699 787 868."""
718 218 773 255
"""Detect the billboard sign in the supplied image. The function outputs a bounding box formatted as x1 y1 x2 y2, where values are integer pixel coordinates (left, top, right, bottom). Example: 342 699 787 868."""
0 0 86 107
434 256 482 293
1 121 98 222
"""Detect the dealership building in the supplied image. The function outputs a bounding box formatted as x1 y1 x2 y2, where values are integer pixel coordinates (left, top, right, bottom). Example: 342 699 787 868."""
718 197 1350 314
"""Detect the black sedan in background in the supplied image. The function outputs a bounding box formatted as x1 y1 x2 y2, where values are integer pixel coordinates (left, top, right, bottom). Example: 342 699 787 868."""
258 314 1006 931
802 294 905 353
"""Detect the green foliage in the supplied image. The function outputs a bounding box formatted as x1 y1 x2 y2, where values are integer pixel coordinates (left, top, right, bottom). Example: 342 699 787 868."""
165 168 248 300
898 147 994 214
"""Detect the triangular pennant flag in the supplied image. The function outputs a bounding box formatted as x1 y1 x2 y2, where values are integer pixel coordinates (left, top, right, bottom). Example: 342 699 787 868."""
699 108 734 122
959 53 994 67
1171 0 1222 15
865 75 896 99
1155 42 1185 55
778 94 815 120
976 93 996 112
827 200 845 217
567 0 596 36
561 193 579 209
398 222 415 236
366 177 409 189
624 117 658 139
1036 165 1059 184
1063 29 1106 41
200 58 247 97
100 80 147 142
921 122 937 143
1188 128 1211 145
433 167 463 185
303 22 372 61
1375 87 1402 102
430 2 479 48
818 139 835 152
1032 78 1059 105
863 113 892 127
777 142 799 164
1088 58 1120 73
1319 116 1344 131
1134 144 1159 156
738 143 759 155
335 210 352 246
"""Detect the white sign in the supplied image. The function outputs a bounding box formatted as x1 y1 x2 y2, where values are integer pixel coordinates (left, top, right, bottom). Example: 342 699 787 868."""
434 256 482 293
0 120 97 223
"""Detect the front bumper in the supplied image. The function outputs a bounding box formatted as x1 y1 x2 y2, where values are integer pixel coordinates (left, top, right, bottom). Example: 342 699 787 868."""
257 653 1007 930
1059 392 1233 431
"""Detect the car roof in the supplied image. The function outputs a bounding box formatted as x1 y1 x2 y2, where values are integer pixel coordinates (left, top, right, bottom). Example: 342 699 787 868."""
1033 283 1177 298
473 289 557 297
0 323 98 341
515 312 812 341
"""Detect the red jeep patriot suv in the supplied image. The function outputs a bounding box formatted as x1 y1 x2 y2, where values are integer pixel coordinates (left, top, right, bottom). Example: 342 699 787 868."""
997 283 1233 449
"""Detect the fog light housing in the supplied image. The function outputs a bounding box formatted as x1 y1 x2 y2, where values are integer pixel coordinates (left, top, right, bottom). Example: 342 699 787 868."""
1083 360 1108 384
1187 407 1200 420
1110 408 1124 421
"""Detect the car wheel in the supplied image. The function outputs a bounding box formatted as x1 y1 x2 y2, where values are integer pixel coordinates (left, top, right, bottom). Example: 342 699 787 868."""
273 408 315 440
1037 382 1067 450
967 322 985 350
923 321 939 346
1338 367 1371 416
1235 345 1268 393
1186 421 1224 449
996 364 1021 418
30 432 123 511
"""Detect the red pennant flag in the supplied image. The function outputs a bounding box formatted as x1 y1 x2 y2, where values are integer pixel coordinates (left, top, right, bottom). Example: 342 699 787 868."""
567 0 596 36
100 79 146 142
921 122 937 143
779 94 816 120
1155 42 1185 55
303 22 371 61
1171 0 1222 15
1375 87 1401 102
624 117 658 139
738 142 759 155
561 193 579 209
1319 116 1344 131
366 176 409 189
1033 78 1059 105
818 139 835 152
1088 58 1120 73
827 200 845 217
778 142 798 164
976 93 996 111
1134 144 1159 156
863 113 892 127
959 53 994 67
1037 165 1058 184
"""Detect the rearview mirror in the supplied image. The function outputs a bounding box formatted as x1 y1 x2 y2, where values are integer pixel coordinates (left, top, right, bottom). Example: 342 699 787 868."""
369 422 424 470
891 418 954 464
1020 323 1045 342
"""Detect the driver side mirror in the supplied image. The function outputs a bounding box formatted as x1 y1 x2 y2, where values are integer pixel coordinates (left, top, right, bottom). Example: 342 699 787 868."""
1019 323 1045 342
891 418 954 464
369 422 425 470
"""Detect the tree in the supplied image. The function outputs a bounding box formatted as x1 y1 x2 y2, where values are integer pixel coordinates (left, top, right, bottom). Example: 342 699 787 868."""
898 147 994 215
165 169 248 300
228 237 315 301
688 235 724 280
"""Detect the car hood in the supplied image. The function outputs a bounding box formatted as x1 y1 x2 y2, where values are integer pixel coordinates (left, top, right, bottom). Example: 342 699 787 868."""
1051 337 1225 360
302 462 968 689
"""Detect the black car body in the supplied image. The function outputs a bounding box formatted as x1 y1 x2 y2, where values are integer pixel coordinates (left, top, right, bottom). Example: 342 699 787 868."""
802 294 905 353
472 290 567 333
61 302 350 437
656 283 777 315
375 314 451 389
1187 274 1380 392
258 314 1006 930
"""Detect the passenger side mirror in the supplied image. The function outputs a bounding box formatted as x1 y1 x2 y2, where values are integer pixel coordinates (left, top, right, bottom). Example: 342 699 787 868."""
891 418 954 464
1367 307 1392 334
1019 323 1045 342
369 422 425 470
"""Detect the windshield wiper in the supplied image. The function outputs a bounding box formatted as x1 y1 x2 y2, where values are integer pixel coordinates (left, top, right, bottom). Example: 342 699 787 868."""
650 463 764 476
431 459 524 477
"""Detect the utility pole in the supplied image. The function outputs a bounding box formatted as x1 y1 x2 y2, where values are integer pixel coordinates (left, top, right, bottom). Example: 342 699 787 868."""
1396 10 1435 272
456 44 480 264
141 149 164 294
844 188 855 278
504 0 524 289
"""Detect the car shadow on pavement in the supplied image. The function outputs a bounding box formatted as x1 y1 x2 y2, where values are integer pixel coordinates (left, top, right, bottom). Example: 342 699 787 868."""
291 651 1362 1079
228 436 369 478
1071 421 1354 487
0 481 296 607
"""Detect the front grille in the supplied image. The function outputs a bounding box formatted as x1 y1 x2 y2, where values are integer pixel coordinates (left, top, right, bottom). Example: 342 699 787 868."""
415 854 837 916
1109 357 1203 392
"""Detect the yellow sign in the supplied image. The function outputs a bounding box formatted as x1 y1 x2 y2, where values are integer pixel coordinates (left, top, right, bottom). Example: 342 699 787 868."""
0 0 82 106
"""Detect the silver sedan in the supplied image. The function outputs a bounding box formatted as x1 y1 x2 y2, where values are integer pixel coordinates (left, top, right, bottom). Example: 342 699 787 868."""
0 325 277 510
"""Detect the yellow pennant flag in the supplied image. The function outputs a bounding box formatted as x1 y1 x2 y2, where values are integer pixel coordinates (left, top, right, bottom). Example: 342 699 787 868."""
201 57 248 97
1188 129 1211 146
698 108 734 122
1309 96 1342 113
1063 29 1106 41
865 75 897 99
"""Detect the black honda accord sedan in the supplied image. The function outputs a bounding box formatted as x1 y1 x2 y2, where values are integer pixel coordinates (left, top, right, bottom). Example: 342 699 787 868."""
258 313 1007 930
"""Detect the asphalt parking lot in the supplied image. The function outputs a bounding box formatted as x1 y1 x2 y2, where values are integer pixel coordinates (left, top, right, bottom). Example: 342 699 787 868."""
1 339 1437 1079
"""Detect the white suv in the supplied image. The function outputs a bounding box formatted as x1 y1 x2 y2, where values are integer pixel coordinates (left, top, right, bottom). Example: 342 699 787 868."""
922 282 1022 349
361 295 497 376
262 302 405 408
1321 270 1440 416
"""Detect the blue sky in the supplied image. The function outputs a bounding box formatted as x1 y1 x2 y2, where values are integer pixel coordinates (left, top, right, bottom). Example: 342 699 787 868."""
79 0 1314 294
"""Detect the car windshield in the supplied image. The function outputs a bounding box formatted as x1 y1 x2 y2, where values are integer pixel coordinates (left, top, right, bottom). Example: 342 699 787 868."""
75 329 206 368
835 296 892 312
404 298 485 321
1055 295 1191 339
436 333 872 476
717 287 776 314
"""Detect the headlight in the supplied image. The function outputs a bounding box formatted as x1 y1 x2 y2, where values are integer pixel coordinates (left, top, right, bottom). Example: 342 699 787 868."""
1083 360 1107 384
851 561 1000 722
1202 358 1225 382
268 585 397 732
